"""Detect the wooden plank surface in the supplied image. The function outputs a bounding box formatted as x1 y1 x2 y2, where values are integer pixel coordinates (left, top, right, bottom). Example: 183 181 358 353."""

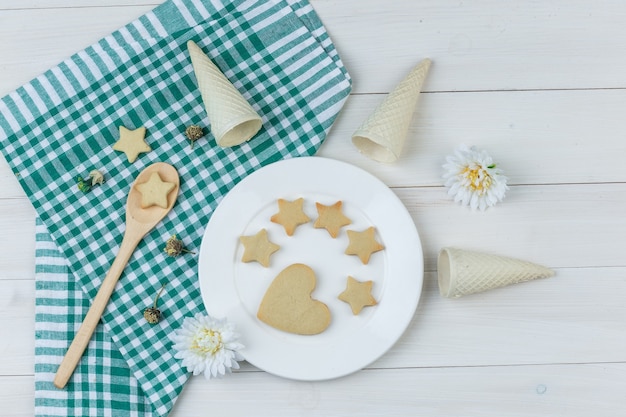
312 0 626 92
169 363 626 417
4 363 626 417
3 266 625 376
3 1 626 95
0 377 33 417
1 0 625 416
0 199 35 280
0 280 35 375
0 0 158 9
318 89 626 187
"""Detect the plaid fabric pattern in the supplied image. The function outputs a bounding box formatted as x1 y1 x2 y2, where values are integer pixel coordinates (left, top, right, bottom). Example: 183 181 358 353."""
35 219 152 416
1 0 351 416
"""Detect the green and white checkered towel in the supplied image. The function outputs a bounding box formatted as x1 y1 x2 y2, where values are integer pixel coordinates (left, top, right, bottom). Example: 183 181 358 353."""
35 219 153 415
1 0 351 415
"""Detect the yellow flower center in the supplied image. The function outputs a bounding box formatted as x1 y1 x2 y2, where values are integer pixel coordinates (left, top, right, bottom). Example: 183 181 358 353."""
190 328 223 356
461 165 493 195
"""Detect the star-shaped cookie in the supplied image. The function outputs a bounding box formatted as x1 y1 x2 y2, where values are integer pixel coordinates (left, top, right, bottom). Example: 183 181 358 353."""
112 126 151 163
338 276 377 315
313 201 351 238
345 227 384 264
270 198 310 236
136 172 176 208
240 229 280 267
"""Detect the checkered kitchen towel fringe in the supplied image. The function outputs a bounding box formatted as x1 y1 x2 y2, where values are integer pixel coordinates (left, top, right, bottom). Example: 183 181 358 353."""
1 0 351 415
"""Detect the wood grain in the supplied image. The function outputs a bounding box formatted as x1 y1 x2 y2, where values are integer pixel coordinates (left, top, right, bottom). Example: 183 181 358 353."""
1 0 625 415
0 198 35 280
3 1 626 95
3 364 626 417
170 363 626 417
312 0 626 93
320 89 626 187
396 183 626 271
3 267 625 376
0 280 34 376
0 377 33 417
0 0 159 9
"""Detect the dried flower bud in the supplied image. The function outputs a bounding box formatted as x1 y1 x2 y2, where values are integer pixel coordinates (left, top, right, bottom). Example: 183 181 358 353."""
144 307 161 324
144 283 166 325
185 125 204 149
89 169 105 186
76 169 105 194
164 234 195 257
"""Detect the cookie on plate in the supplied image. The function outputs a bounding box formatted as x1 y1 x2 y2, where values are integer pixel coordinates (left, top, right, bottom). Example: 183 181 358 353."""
338 276 377 315
257 263 331 335
239 229 280 267
270 198 310 236
313 200 351 238
345 227 384 264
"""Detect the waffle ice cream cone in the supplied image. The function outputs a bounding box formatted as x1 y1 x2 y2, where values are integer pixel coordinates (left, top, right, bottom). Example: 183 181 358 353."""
352 58 431 162
438 247 555 298
187 40 262 147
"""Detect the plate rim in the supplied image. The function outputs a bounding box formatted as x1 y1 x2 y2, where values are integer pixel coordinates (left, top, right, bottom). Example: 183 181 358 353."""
198 156 424 380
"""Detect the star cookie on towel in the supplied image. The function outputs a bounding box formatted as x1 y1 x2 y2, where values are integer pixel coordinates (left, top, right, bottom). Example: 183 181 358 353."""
112 126 151 163
136 172 176 208
270 198 310 236
338 276 377 315
345 227 384 264
240 229 280 267
313 201 351 238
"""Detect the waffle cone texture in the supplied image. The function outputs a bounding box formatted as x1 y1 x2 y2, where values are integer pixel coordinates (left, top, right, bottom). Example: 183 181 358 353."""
352 58 431 162
187 40 262 147
438 247 555 298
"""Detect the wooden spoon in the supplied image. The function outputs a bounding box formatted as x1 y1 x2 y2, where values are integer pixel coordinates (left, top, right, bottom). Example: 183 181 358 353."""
53 162 179 389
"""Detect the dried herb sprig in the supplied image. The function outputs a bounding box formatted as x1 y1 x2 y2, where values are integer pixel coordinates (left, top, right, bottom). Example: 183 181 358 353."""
76 176 91 193
144 283 167 324
76 169 105 193
164 234 195 257
185 125 205 149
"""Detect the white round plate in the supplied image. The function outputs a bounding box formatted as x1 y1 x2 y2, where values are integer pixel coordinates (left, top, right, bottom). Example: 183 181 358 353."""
198 157 423 381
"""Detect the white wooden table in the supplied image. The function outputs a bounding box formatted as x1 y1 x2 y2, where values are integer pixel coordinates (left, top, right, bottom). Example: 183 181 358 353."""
1 1 625 415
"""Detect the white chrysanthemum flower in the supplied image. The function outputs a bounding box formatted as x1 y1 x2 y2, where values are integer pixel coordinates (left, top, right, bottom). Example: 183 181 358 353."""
171 313 244 379
442 145 508 210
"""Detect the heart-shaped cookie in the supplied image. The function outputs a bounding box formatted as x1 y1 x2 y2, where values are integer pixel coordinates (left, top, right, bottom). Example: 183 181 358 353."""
257 263 331 335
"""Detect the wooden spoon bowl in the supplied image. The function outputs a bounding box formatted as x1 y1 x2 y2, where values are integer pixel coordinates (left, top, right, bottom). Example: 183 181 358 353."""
127 162 180 229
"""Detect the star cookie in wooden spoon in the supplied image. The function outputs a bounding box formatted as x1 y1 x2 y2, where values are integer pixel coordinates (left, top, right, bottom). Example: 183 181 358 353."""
112 126 151 163
345 227 384 264
338 276 377 315
240 229 280 267
313 201 351 238
136 172 176 208
270 198 310 236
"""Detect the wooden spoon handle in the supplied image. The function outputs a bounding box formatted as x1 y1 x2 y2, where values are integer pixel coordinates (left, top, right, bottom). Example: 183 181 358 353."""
53 232 140 389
